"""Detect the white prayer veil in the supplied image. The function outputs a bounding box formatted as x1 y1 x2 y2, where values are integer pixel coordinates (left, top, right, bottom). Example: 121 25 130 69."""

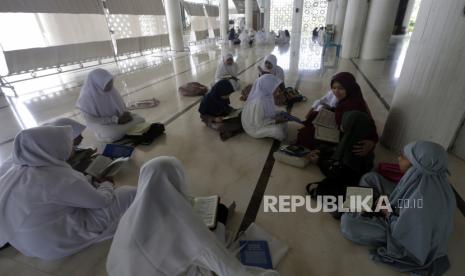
246 74 283 119
12 126 73 167
107 157 278 276
216 53 238 79
263 55 277 72
44 117 86 139
0 126 73 246
76 68 126 118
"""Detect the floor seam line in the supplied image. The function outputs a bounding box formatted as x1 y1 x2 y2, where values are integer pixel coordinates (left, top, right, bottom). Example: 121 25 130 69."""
350 58 391 111
236 72 304 235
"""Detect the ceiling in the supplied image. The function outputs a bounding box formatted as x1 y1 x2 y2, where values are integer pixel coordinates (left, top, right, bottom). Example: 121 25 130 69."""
232 0 260 13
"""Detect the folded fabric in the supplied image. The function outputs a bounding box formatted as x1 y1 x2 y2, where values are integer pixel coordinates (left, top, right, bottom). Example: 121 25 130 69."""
377 162 403 183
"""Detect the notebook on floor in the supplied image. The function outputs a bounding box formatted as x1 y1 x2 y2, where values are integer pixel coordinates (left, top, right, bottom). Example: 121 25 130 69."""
239 240 273 269
102 144 134 159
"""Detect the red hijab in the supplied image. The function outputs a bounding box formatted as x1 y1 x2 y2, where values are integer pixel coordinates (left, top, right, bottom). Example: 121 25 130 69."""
331 72 371 125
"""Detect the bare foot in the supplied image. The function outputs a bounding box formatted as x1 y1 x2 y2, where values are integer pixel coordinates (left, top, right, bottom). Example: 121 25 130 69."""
306 150 320 163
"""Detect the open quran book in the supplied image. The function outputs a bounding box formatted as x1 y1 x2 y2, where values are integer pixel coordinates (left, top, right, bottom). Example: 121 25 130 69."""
313 109 340 143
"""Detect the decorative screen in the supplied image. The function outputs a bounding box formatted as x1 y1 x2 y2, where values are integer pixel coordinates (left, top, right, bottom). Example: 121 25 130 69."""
270 0 327 36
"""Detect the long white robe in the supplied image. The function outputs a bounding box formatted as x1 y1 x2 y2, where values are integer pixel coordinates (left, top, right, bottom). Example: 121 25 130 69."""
0 126 136 260
106 156 278 276
239 31 250 47
214 53 240 91
76 68 146 142
81 112 145 143
241 75 287 141
255 31 267 45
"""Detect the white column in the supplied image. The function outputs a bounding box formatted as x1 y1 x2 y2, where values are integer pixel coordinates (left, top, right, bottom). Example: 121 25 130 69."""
292 0 304 35
360 0 400 59
381 0 465 151
333 0 348 44
326 0 338 25
164 0 184 52
340 0 369 59
220 0 229 41
245 0 254 30
263 0 271 32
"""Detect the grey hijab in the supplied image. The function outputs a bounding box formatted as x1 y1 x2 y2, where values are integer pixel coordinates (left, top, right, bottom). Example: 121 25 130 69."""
373 141 456 275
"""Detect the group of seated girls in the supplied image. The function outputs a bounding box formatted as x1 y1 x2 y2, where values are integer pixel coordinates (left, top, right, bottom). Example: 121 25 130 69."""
202 61 457 275
200 54 287 141
0 56 457 275
0 125 277 276
301 74 455 274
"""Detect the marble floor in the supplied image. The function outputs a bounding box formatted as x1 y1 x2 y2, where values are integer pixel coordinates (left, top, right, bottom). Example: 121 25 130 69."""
0 36 464 276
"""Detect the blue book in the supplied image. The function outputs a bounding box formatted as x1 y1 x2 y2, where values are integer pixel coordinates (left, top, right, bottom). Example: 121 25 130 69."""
102 144 134 159
278 112 304 125
239 240 273 269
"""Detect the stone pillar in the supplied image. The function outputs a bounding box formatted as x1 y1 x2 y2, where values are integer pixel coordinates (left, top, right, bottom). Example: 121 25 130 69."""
164 0 184 51
333 0 348 44
381 0 465 150
360 0 400 59
326 0 338 25
340 0 369 58
263 0 271 32
220 0 229 41
245 0 253 30
292 0 304 35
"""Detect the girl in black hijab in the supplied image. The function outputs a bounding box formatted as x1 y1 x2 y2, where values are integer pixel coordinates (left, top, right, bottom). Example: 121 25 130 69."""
198 80 243 141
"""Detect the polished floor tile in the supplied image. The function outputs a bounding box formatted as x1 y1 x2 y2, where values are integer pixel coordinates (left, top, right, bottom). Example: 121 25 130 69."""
1 35 464 276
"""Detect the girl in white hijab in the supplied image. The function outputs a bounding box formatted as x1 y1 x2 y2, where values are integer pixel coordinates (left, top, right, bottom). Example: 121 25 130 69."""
241 74 288 141
0 126 136 260
239 29 251 47
215 53 240 90
259 55 285 84
106 156 278 276
255 30 267 45
0 117 86 177
76 68 145 142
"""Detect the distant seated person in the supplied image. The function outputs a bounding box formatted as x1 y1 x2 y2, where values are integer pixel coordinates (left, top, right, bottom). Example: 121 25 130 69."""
241 74 288 141
276 30 290 44
284 30 290 41
76 68 145 142
215 53 240 91
318 27 326 45
258 54 285 83
297 72 378 155
312 27 319 43
106 156 279 276
0 117 88 177
228 27 236 41
255 29 267 45
239 29 251 47
0 126 136 260
199 80 243 141
341 141 455 276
